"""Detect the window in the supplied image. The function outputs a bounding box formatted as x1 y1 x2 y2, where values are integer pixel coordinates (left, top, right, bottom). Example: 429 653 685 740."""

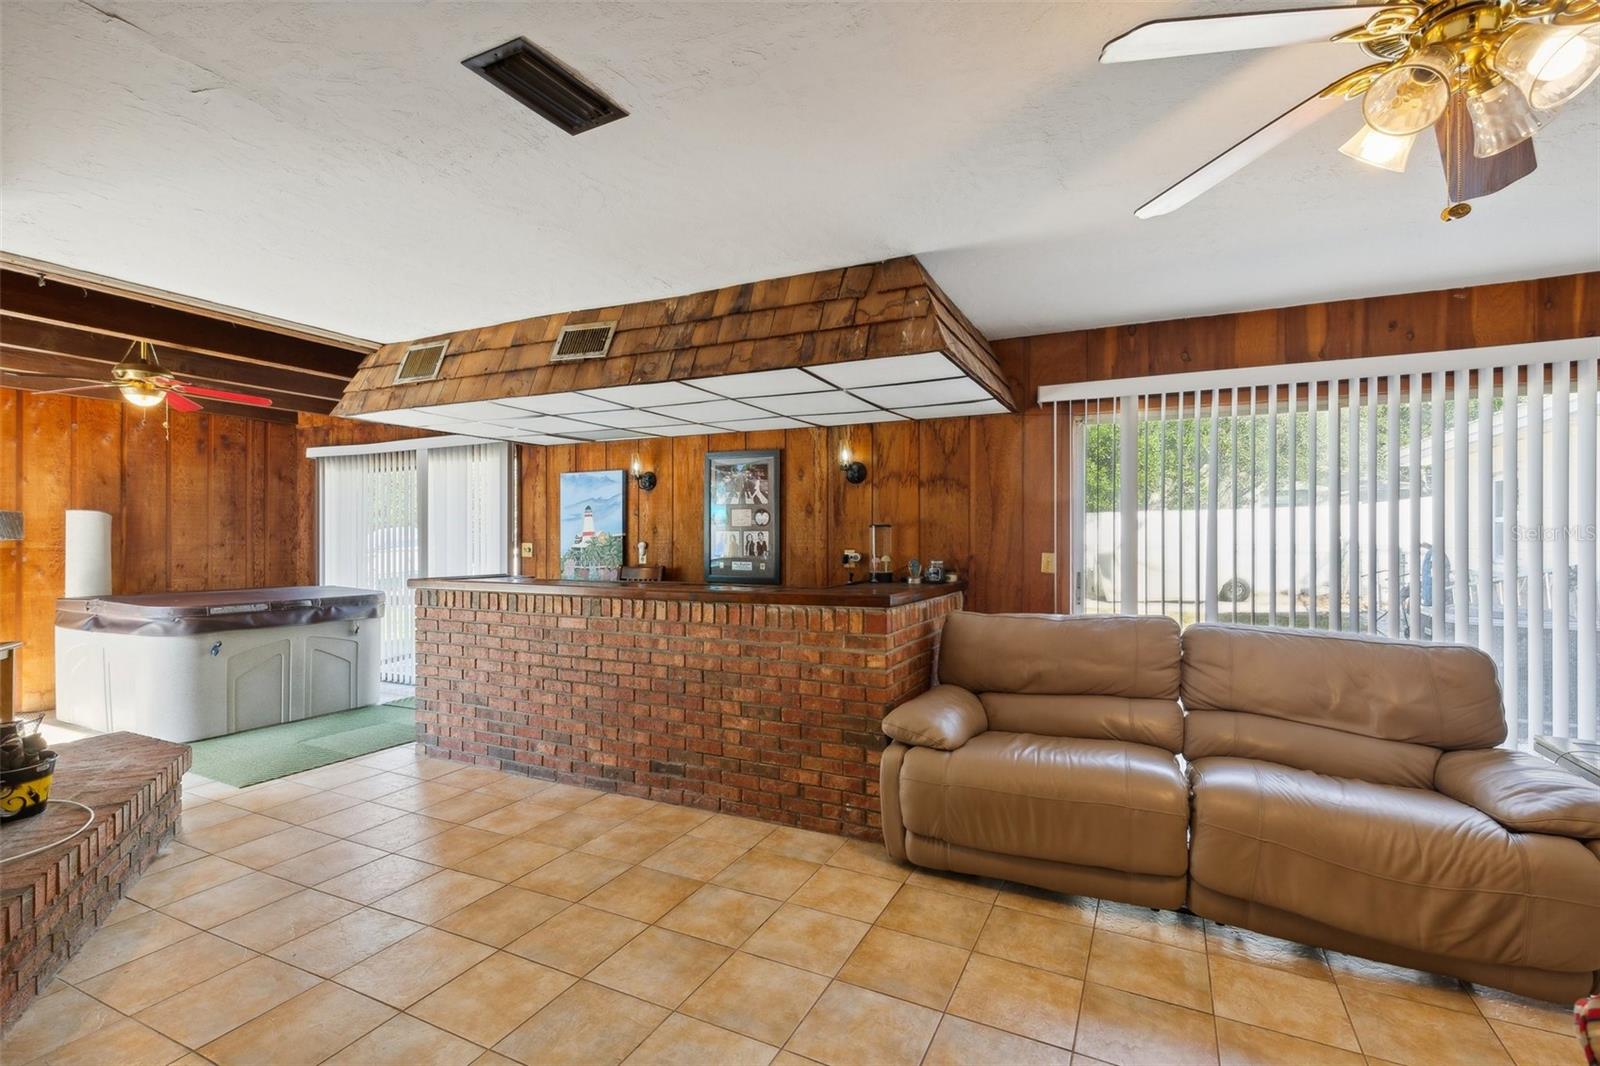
1046 347 1600 749
314 439 512 684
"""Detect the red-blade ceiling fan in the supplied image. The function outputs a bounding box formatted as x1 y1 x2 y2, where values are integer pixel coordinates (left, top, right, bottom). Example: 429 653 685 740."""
1103 0 1600 220
16 340 273 413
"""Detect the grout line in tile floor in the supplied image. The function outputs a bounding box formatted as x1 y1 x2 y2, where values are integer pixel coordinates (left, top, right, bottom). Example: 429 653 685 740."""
8 744 1578 1066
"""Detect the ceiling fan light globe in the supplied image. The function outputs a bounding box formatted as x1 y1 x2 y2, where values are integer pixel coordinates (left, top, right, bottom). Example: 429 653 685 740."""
1495 23 1600 111
1466 79 1544 157
1362 46 1454 135
1339 124 1416 172
118 383 165 408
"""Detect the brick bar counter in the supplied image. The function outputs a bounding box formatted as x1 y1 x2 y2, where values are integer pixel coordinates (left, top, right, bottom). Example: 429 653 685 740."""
409 577 963 839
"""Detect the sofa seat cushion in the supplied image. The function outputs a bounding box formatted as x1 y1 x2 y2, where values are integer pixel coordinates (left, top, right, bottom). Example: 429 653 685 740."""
897 732 1189 877
1189 757 1600 974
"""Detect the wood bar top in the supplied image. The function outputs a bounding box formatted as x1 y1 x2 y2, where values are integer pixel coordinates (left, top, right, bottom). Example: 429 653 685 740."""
408 574 965 608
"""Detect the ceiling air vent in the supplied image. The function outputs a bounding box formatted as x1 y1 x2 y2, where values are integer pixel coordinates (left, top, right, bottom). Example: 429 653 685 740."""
462 38 627 135
552 322 617 363
394 340 448 384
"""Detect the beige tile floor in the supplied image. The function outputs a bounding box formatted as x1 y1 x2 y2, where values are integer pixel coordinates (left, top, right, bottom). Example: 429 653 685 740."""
7 744 1585 1066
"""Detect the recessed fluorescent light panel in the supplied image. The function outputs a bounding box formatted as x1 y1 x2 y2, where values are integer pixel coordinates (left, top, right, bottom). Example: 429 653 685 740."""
692 368 833 398
359 352 1005 444
496 393 623 415
808 351 962 389
853 376 990 408
581 381 715 407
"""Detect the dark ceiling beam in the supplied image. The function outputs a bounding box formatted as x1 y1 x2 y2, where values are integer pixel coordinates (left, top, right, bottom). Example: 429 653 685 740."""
0 349 336 414
0 369 299 424
0 270 366 378
0 317 345 400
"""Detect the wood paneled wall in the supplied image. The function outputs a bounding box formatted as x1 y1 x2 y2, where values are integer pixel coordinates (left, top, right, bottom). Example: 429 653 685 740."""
1 389 301 710
994 273 1600 399
7 271 1597 712
0 392 427 712
515 415 1044 616
514 272 1600 623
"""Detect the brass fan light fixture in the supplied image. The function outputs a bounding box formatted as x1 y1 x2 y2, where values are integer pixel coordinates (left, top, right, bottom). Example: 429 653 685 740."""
26 340 274 412
1102 0 1600 219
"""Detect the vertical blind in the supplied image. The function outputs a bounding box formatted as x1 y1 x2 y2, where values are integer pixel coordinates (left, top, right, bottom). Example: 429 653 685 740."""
317 440 512 685
1048 343 1600 749
318 448 421 684
427 442 511 576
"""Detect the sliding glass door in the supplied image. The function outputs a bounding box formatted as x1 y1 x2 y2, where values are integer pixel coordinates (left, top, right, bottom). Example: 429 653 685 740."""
316 440 511 685
1060 348 1599 749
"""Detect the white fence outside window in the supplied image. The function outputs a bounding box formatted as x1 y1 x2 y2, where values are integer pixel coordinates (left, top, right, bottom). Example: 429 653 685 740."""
1043 340 1600 748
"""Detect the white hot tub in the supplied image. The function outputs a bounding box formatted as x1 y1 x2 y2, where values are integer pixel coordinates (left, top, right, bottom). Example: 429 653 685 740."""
54 586 384 743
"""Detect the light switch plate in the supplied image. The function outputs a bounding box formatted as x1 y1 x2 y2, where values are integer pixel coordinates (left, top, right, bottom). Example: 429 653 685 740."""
520 542 534 558
1040 552 1056 574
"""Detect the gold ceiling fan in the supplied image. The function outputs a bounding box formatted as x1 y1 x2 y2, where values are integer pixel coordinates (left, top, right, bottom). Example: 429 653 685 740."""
23 340 274 412
1103 0 1600 219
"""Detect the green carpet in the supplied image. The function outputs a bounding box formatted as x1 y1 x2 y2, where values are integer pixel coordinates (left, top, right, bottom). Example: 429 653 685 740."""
188 698 417 787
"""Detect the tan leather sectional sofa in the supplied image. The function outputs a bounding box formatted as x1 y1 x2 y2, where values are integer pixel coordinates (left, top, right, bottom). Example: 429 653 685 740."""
880 611 1600 1001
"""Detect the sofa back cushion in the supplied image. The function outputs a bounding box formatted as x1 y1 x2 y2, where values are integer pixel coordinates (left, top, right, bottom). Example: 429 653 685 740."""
1184 708 1442 789
939 612 1181 698
937 613 1183 751
1181 623 1505 758
980 694 1184 752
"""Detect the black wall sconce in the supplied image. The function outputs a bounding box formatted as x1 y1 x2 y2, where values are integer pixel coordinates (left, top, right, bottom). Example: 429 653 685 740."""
631 456 657 492
838 444 867 485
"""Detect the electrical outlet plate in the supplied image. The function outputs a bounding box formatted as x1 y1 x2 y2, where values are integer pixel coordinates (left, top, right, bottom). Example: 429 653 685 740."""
520 542 534 558
1041 552 1056 574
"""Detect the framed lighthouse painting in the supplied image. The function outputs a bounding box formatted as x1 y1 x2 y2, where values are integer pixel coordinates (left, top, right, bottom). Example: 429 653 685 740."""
704 449 781 584
559 470 624 580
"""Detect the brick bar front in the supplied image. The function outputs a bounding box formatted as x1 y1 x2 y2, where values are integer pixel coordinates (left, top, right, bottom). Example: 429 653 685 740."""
412 579 962 839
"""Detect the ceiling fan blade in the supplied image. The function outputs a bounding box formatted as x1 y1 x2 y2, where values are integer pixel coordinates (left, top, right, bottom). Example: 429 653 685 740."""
1101 5 1402 64
24 384 120 397
1136 89 1348 219
166 392 203 413
0 366 108 386
168 381 274 407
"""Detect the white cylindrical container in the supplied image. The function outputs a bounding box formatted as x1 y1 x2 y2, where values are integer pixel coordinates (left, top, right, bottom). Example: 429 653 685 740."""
65 510 112 597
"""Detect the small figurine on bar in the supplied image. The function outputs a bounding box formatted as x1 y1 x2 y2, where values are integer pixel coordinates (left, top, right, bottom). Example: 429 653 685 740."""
841 549 862 583
907 558 922 584
869 524 894 584
637 541 648 566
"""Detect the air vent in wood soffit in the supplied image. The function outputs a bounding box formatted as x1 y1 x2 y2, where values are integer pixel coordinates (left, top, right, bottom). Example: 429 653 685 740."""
394 340 447 384
462 37 628 136
551 322 617 363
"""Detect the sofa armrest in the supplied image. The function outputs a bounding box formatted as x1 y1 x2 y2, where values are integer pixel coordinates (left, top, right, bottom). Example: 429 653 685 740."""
1435 749 1600 839
881 685 988 751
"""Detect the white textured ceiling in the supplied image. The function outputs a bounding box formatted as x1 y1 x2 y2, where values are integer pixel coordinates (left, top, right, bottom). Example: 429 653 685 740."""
3 1 1597 345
